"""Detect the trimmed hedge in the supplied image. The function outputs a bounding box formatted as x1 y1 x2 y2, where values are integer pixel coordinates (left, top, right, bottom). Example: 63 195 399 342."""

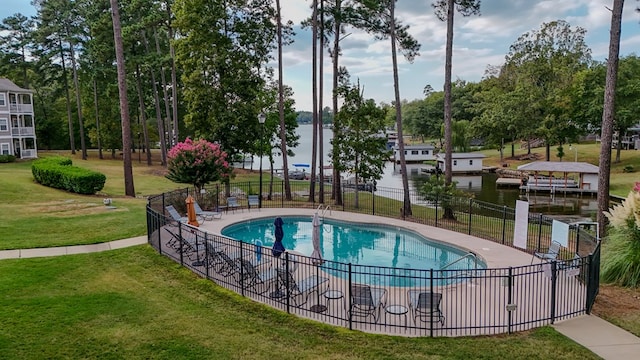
31 157 106 195
0 154 16 163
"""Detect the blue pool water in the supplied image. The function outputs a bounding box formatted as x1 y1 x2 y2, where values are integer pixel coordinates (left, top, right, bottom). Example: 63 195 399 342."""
221 216 485 286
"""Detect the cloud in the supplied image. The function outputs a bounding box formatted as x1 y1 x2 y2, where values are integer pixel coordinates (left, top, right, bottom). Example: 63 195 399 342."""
6 0 637 112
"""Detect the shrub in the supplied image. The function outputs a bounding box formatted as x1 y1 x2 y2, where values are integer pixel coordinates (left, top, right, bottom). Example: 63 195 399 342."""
0 154 16 163
602 182 640 287
32 157 106 195
166 138 232 193
623 165 635 173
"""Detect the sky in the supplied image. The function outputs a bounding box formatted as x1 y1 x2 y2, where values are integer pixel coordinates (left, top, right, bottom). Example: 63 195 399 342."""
2 0 640 111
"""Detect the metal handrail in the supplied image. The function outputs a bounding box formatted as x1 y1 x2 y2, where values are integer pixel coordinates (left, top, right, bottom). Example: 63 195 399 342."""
321 205 331 217
440 252 478 278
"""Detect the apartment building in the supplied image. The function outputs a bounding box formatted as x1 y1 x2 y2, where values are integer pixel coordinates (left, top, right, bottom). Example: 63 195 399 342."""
0 78 37 159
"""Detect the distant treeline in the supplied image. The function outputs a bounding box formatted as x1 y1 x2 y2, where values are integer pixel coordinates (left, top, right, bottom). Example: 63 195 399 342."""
296 108 334 124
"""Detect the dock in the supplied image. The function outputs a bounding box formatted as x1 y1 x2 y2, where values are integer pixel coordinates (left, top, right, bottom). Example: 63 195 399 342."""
520 185 597 196
496 177 597 196
496 178 522 187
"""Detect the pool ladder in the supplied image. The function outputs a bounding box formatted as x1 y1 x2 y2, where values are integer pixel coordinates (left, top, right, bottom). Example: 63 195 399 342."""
315 205 332 233
440 251 479 279
316 204 331 217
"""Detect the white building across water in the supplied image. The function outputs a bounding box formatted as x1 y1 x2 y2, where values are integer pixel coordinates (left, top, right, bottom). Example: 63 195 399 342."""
393 144 436 163
435 153 487 174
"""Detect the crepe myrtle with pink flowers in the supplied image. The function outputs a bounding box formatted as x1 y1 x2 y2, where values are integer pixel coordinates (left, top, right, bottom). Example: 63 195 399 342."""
166 138 232 193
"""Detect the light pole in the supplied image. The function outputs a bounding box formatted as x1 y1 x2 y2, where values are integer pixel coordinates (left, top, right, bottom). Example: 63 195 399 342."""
258 112 266 208
569 145 577 162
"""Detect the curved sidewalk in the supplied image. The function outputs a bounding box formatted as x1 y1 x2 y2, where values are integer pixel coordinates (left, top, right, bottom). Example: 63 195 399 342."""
552 315 640 360
0 236 147 259
1 235 639 359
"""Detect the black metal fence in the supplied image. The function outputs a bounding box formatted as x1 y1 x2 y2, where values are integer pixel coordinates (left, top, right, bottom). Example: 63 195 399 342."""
146 181 600 337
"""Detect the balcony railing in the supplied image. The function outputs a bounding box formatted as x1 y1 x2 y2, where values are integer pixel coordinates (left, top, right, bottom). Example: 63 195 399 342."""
11 127 35 136
20 149 36 158
9 104 33 113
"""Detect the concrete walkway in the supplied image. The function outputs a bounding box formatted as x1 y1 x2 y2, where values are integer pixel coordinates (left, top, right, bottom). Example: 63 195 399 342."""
1 235 640 359
0 236 147 259
552 315 640 360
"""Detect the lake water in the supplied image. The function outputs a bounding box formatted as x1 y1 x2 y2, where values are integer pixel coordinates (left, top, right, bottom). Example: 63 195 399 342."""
251 124 597 220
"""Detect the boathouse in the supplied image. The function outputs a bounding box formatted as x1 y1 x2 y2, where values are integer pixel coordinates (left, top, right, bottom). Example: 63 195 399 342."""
517 161 599 193
435 153 486 174
393 144 436 163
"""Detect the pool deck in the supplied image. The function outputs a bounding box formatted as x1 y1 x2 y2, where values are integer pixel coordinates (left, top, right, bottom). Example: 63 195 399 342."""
198 208 534 269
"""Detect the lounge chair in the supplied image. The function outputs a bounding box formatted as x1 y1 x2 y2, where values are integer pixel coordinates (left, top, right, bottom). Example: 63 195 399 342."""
408 290 445 326
275 268 329 307
278 253 299 273
237 259 276 293
212 250 241 277
194 201 222 221
349 284 387 323
205 240 226 269
248 195 260 211
165 227 204 262
558 253 583 278
227 197 241 212
165 205 187 224
531 241 562 264
558 253 582 270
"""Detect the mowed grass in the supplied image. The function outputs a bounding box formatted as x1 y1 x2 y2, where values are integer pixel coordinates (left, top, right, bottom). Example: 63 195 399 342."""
0 157 156 249
0 151 258 250
0 246 599 360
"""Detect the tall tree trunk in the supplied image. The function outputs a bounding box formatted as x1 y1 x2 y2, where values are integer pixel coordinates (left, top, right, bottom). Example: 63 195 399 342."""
155 27 174 152
545 142 550 161
21 43 28 89
32 86 50 148
598 0 624 237
443 0 454 187
275 0 291 200
318 0 325 204
331 0 342 205
59 38 75 154
135 65 152 165
143 31 166 166
110 0 135 197
309 0 318 203
615 129 622 163
68 35 87 160
150 66 166 166
166 2 179 146
390 1 412 216
92 78 103 159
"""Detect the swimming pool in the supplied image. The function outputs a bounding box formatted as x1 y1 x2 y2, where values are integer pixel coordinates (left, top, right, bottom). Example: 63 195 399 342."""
221 216 486 286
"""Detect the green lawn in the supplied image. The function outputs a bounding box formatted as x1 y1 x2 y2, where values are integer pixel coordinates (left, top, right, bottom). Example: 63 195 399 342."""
0 151 254 250
0 146 637 358
0 246 599 360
